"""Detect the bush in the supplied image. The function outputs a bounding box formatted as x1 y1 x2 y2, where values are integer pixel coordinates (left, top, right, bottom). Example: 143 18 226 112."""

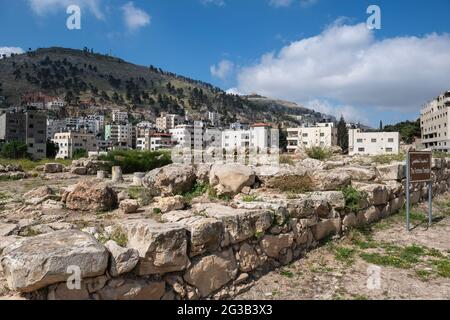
306 147 333 161
0 141 29 159
72 148 87 160
341 186 367 213
371 153 405 164
99 150 172 174
0 158 72 171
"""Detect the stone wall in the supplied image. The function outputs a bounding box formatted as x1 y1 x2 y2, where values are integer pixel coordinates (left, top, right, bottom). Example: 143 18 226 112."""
1 158 449 300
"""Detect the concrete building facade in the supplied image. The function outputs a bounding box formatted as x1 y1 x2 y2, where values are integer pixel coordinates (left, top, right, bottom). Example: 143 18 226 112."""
420 90 450 152
348 129 400 156
286 123 338 153
52 132 98 159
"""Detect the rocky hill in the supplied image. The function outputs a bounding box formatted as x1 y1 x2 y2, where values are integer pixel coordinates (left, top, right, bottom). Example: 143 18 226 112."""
0 47 332 124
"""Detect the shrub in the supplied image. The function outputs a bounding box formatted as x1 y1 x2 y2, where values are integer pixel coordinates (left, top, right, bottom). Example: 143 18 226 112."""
72 148 87 160
99 150 172 174
306 147 333 161
371 153 405 164
341 186 366 213
183 182 209 203
279 155 295 165
0 141 29 159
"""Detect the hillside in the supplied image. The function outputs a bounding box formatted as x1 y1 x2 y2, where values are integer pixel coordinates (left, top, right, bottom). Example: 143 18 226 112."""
0 47 331 125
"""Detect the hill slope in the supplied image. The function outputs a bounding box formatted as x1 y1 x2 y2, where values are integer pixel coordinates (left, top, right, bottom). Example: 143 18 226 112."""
0 47 331 124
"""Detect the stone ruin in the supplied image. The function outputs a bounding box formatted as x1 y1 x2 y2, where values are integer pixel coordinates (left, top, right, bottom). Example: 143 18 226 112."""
0 156 449 300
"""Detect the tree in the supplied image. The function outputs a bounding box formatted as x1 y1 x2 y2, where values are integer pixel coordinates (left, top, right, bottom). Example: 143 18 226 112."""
337 116 349 152
379 120 383 131
278 125 287 152
46 140 59 159
0 141 29 159
72 149 87 159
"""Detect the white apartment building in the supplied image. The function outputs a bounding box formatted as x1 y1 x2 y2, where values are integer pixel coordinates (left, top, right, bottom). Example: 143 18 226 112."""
287 123 338 152
52 132 98 159
348 129 400 156
136 127 156 150
45 98 66 111
112 110 129 124
170 124 222 150
156 114 184 132
420 90 450 152
105 123 133 149
222 123 279 150
150 133 174 151
208 112 221 127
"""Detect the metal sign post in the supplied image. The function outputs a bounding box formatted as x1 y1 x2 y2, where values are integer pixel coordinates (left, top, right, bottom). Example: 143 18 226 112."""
406 151 433 231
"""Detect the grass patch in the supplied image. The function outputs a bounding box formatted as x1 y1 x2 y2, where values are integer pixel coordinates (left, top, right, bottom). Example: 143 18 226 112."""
370 153 405 164
280 155 295 166
432 259 450 278
153 208 162 214
128 187 153 206
182 182 209 203
109 228 128 247
271 175 313 193
334 246 357 264
242 195 259 202
306 147 333 161
0 158 72 171
280 269 295 278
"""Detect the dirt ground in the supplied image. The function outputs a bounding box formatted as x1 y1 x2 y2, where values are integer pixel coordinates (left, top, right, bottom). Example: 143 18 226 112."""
236 194 450 300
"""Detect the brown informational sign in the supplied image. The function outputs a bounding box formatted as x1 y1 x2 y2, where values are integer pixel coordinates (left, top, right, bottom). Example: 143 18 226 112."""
409 151 432 182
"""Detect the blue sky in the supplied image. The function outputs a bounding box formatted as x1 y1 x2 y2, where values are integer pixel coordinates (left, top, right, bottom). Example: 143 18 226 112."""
1 0 450 126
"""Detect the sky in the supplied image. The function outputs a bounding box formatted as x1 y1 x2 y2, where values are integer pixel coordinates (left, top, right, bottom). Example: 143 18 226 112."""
1 0 450 127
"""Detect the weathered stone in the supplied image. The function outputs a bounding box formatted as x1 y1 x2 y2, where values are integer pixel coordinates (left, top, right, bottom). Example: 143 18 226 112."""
44 163 64 174
119 199 140 214
112 166 124 183
309 170 351 191
0 230 109 293
389 196 405 214
153 196 185 213
194 163 212 184
342 213 357 229
70 167 87 175
47 282 90 300
64 180 118 212
97 170 106 179
301 158 325 170
237 243 260 272
355 183 389 206
105 240 140 277
308 191 346 211
131 172 145 187
143 164 196 196
121 219 190 275
363 206 381 224
336 166 377 181
410 191 421 205
192 203 273 244
98 279 165 300
0 236 21 255
184 248 237 297
0 223 19 237
376 163 405 181
209 163 255 196
311 219 341 241
260 234 294 259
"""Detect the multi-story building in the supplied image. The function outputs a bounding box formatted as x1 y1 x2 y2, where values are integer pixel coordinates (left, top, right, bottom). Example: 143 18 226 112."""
52 132 98 159
222 123 279 150
150 133 174 151
208 112 221 127
286 123 338 152
45 98 66 111
156 113 184 132
136 127 157 150
112 110 129 124
420 90 450 152
105 123 133 149
348 129 400 156
0 111 47 159
170 123 222 150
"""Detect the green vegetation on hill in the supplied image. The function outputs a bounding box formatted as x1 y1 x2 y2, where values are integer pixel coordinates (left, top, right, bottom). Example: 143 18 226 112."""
98 150 172 174
0 47 325 125
384 119 421 144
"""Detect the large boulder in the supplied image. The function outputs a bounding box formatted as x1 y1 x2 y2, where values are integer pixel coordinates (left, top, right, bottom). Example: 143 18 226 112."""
260 234 294 259
0 230 109 293
98 278 165 300
311 219 341 241
143 164 196 196
121 219 190 275
44 163 64 174
309 170 351 191
153 196 186 213
237 243 261 272
376 163 405 181
23 186 55 205
162 212 224 257
335 166 377 181
192 203 273 245
354 183 389 206
0 223 19 237
209 163 255 196
104 240 139 277
184 249 238 297
119 199 139 214
64 180 118 212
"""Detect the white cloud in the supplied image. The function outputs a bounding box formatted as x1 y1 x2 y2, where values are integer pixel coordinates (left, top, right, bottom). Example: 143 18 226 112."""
121 2 151 32
210 60 235 81
28 0 104 19
0 47 25 58
269 0 293 8
200 0 226 7
304 99 368 124
226 87 243 96
269 0 318 8
236 23 450 117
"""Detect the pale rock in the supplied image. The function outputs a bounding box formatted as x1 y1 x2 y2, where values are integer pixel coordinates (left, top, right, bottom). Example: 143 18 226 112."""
309 170 351 191
237 243 260 272
184 248 237 297
209 163 255 196
44 163 64 174
98 279 165 300
376 163 405 181
121 219 190 275
0 230 109 293
119 199 139 214
104 240 139 277
153 196 185 213
311 219 341 241
260 234 294 259
64 180 118 212
143 164 196 196
0 223 19 237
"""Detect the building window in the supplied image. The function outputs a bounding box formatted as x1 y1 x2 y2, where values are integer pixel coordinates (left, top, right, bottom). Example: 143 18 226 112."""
302 133 308 137
386 148 393 152
388 138 394 143
357 139 363 143
371 138 377 143
358 147 365 152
